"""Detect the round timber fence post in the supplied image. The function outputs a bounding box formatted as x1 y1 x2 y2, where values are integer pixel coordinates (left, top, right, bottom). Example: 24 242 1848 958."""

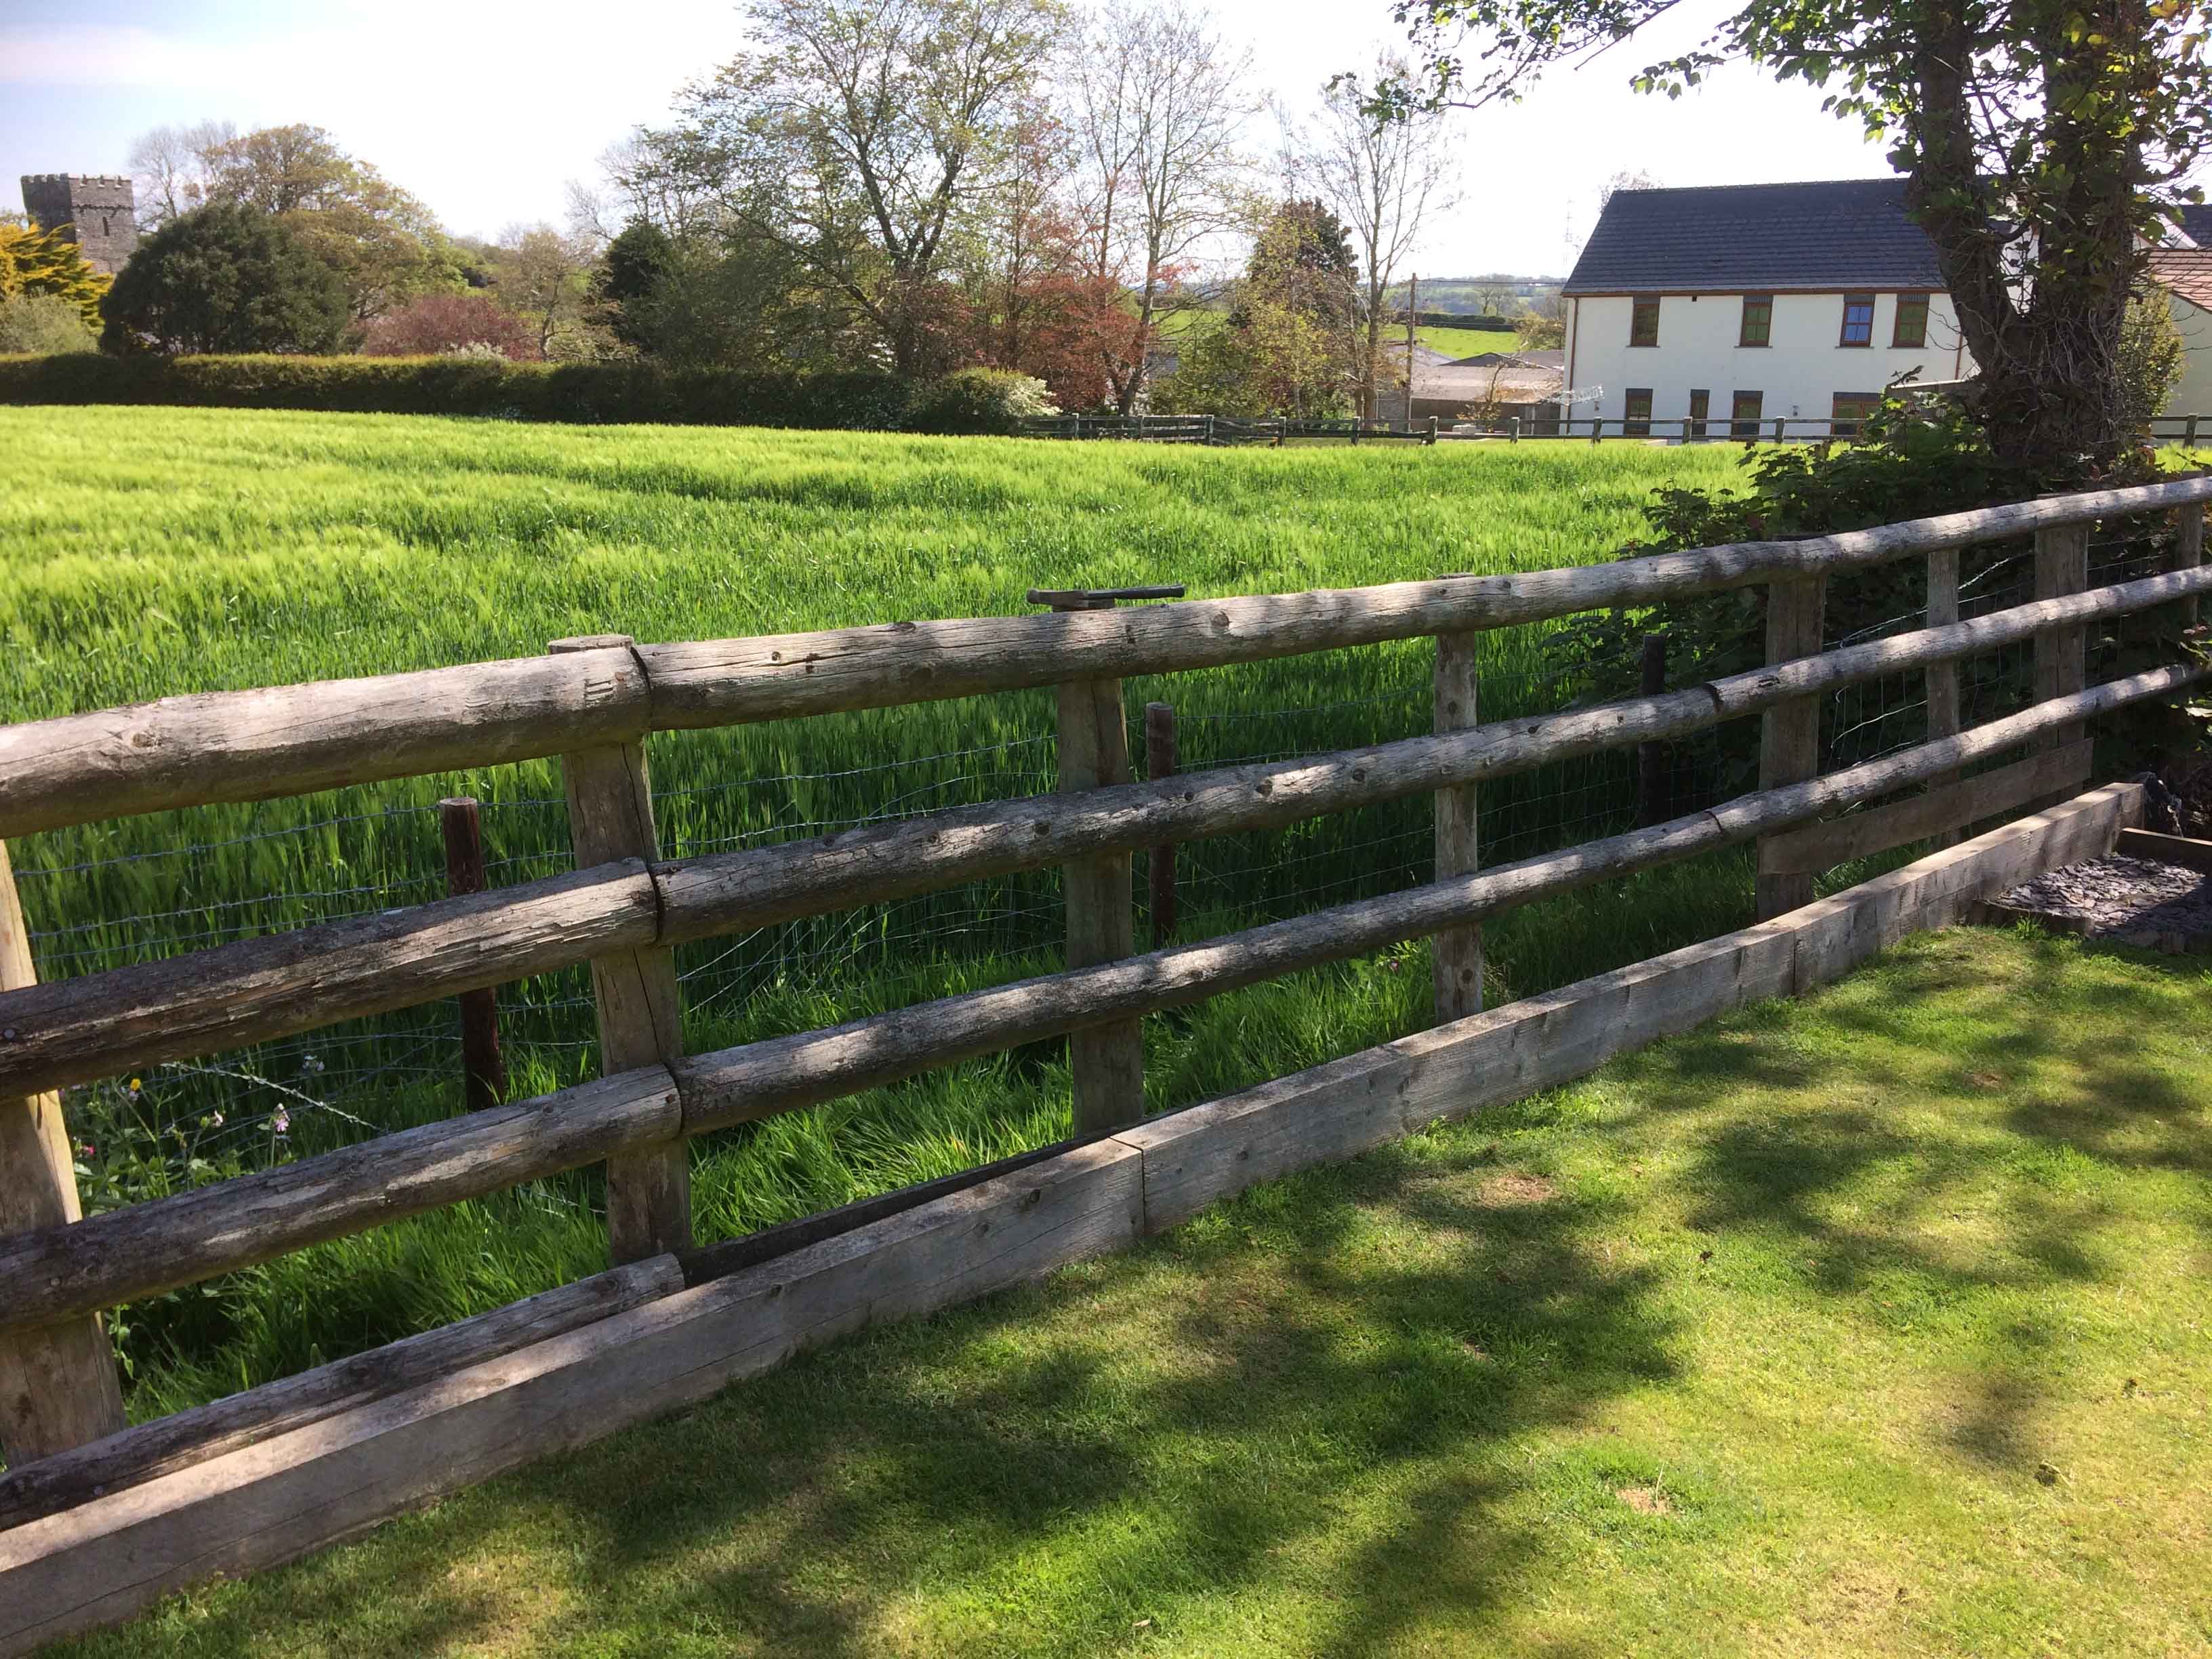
0 838 127 1466
548 634 692 1264
1433 630 1482 1022
1754 576 1828 920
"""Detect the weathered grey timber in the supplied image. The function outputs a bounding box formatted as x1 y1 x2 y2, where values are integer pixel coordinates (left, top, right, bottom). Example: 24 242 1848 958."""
0 1140 1145 1655
1432 632 1483 1022
552 634 693 1261
0 645 647 839
0 842 125 1466
3 478 2208 841
0 1255 682 1532
0 786 2142 1656
4 565 2208 1107
0 1071 678 1335
1757 739 2093 875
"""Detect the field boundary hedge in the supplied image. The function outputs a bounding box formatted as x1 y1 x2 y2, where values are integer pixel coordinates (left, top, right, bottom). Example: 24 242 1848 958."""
0 354 1037 434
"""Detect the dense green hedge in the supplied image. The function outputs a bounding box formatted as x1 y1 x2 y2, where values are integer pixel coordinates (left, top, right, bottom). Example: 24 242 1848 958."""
0 354 1036 433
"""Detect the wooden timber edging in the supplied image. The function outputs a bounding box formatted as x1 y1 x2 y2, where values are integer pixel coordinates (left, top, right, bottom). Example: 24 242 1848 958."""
0 781 2144 1656
5 565 2207 1107
1 476 2206 840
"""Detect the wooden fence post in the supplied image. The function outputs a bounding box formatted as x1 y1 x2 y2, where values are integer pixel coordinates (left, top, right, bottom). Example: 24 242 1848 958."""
548 634 691 1263
1433 631 1483 1022
1144 701 1179 949
1043 597 1145 1133
1755 575 1827 920
0 839 126 1465
438 797 507 1112
2034 522 2091 752
1636 632 1668 827
2173 500 2205 634
1925 550 1963 848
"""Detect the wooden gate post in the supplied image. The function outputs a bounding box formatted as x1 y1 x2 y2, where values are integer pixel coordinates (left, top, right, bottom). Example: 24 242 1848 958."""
1925 549 1963 848
2034 523 2091 752
1433 631 1483 1022
1030 588 1185 1133
548 635 691 1263
0 839 126 1466
2173 500 2205 633
439 798 507 1112
1755 575 1827 920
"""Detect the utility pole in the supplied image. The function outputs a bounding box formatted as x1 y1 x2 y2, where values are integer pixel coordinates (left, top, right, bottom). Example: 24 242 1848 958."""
1404 274 1418 428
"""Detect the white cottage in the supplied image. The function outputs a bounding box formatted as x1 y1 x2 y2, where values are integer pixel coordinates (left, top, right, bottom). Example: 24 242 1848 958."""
1561 178 1972 437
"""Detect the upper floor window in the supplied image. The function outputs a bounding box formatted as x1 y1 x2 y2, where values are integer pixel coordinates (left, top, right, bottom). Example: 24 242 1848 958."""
1892 294 1930 348
1630 297 1660 347
1739 295 1772 347
1839 293 1876 346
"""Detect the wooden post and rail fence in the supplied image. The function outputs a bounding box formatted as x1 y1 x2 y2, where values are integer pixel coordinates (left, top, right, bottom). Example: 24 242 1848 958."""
1 476 2208 1639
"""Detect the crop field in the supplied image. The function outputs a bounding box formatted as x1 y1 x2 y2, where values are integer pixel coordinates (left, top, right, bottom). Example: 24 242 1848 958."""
0 406 1774 1419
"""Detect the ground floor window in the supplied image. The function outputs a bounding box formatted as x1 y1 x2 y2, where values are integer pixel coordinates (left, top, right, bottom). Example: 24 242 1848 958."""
1624 388 1652 438
1731 390 1764 438
1687 388 1709 438
1831 392 1881 438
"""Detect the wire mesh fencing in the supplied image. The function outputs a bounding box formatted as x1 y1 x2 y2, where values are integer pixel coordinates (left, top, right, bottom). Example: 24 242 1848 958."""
13 512 2187 1203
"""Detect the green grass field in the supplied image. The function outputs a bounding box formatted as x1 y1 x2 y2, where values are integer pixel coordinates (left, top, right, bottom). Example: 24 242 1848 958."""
53 926 2212 1658
0 408 1778 1424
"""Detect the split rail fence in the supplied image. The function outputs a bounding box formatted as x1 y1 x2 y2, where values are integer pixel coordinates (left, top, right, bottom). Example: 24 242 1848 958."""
1 474 2208 1615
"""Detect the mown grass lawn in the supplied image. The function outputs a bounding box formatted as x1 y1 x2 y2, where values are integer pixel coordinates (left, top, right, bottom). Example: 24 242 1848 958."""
65 924 2212 1659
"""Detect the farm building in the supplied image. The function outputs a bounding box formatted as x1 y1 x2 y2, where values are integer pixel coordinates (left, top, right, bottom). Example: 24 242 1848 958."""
1373 344 1564 428
1560 178 1971 436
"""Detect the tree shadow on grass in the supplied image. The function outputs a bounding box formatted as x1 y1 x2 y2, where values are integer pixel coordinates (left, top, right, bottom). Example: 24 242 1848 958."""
69 1143 1675 1659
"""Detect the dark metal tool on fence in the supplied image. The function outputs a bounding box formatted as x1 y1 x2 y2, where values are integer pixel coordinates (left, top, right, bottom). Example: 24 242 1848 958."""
1025 585 1187 610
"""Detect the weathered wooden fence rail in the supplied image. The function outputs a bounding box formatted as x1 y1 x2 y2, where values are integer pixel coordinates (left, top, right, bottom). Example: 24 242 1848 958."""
0 472 2206 1632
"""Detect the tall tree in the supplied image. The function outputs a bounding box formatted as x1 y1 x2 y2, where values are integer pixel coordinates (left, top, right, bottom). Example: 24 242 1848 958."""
0 220 110 328
1068 1 1260 413
199 125 456 323
653 0 1066 375
100 203 349 355
126 120 238 231
1382 0 2212 474
1286 56 1459 417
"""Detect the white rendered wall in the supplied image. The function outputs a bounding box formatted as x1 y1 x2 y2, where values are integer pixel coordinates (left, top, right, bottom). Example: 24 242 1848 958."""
2160 293 2212 419
1563 291 1972 430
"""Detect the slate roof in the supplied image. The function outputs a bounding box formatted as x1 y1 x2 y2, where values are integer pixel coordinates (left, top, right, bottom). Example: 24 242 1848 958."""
2173 204 2212 248
1561 178 1946 295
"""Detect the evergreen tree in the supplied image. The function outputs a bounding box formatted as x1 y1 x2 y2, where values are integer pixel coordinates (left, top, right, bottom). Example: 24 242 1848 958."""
100 203 350 355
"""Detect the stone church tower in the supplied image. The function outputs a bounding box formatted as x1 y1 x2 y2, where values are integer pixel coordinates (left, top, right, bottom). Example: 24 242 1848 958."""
20 175 140 274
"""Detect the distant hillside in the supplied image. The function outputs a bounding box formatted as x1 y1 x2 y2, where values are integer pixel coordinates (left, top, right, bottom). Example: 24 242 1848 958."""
1385 276 1565 314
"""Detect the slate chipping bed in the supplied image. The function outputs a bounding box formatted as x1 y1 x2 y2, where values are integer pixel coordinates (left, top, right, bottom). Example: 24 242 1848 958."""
1990 853 2212 952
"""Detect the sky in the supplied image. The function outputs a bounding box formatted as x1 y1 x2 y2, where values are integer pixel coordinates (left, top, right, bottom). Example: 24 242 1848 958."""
0 0 1898 277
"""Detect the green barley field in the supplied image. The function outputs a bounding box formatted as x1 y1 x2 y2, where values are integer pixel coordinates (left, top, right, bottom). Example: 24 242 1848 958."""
0 407 1772 1422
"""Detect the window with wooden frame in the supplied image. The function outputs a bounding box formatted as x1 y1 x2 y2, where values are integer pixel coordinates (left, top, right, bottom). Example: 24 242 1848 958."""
1831 392 1881 438
1629 297 1660 346
1839 293 1876 346
1730 390 1763 437
1624 388 1653 437
1891 293 1930 348
1687 388 1710 438
1738 295 1772 347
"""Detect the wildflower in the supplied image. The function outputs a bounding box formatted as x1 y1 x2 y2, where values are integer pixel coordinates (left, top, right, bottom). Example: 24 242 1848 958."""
300 1055 325 1077
127 1076 143 1094
272 1109 291 1135
79 1141 96 1159
209 1110 224 1128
